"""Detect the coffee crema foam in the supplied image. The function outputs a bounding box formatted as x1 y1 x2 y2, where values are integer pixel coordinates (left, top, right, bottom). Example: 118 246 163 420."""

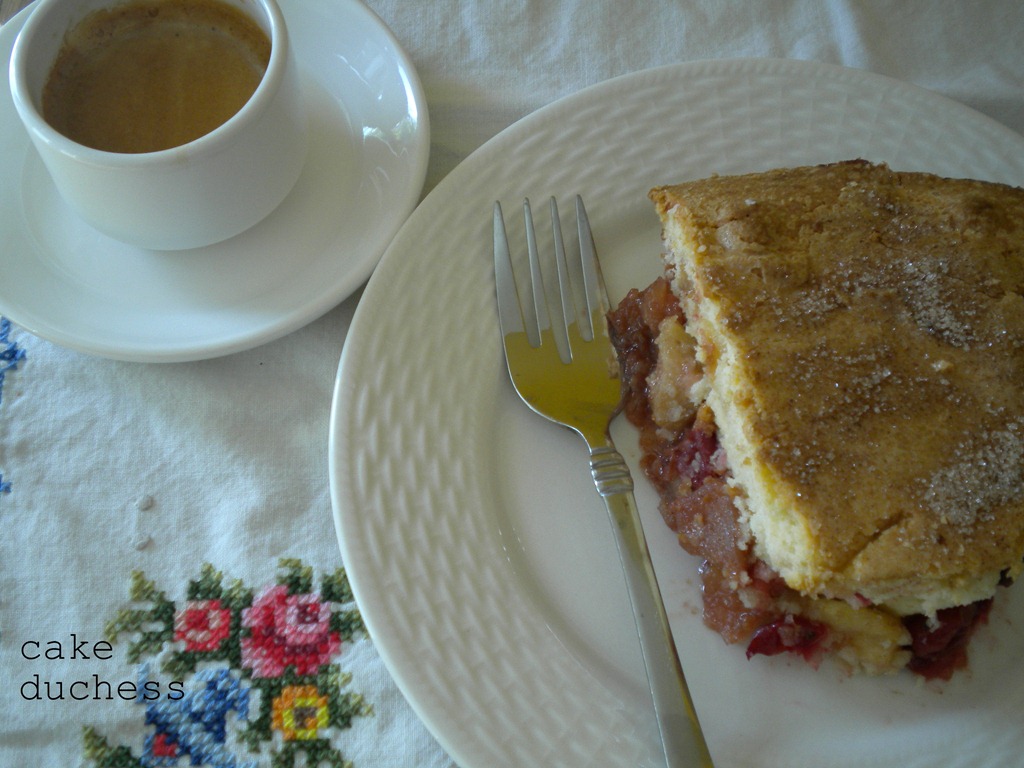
42 0 271 154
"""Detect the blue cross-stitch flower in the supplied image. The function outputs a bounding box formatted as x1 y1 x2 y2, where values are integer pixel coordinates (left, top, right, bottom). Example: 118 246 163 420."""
0 317 25 407
0 317 25 494
139 665 254 768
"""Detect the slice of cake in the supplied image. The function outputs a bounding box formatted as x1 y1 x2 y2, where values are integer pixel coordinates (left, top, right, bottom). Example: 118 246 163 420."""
609 160 1024 678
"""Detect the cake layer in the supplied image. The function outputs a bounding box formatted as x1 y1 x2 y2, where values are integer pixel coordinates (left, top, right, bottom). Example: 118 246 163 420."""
649 160 1024 616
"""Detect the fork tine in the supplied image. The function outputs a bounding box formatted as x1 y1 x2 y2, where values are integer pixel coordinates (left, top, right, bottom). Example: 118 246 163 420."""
548 197 575 363
496 196 600 360
576 195 608 341
493 202 529 341
522 199 548 349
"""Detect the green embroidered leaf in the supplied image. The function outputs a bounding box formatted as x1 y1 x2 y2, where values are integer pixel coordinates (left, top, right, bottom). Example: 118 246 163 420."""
318 665 374 727
107 575 175 657
330 608 365 641
321 568 355 604
122 594 175 662
273 741 352 768
81 726 145 768
125 630 173 664
103 609 148 643
279 557 315 594
333 691 373 729
187 563 225 601
149 594 176 626
162 650 199 677
289 741 353 768
222 577 253 611
239 717 267 753
127 570 161 603
318 664 352 690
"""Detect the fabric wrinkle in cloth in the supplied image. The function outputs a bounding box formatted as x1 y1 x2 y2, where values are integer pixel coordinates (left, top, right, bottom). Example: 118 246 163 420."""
366 0 1023 195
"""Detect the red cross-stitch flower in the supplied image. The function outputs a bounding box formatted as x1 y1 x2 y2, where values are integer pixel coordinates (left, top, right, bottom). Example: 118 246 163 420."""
174 599 232 653
240 584 341 677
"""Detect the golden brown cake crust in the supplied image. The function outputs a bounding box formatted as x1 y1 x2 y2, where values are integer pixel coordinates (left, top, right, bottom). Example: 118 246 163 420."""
650 160 1024 610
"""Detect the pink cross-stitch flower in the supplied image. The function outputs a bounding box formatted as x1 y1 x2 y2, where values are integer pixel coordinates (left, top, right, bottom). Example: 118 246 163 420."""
240 584 341 677
174 599 232 653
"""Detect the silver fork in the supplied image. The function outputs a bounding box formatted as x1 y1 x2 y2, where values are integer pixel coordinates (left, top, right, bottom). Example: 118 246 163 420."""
493 196 714 768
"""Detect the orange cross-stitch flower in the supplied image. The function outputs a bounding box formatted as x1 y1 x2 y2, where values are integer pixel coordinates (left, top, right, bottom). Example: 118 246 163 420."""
271 685 329 741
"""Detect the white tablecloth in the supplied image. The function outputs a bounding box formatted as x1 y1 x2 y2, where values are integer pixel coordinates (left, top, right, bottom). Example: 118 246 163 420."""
1 2 1022 766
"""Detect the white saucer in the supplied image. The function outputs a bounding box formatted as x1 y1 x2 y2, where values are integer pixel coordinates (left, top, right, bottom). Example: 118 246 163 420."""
0 0 429 362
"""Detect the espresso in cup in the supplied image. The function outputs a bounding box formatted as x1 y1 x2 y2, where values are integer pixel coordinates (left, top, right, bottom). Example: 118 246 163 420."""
11 0 307 249
41 0 271 154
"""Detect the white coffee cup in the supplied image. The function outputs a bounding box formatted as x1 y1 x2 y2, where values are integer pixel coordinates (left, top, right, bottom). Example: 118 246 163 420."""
8 0 308 250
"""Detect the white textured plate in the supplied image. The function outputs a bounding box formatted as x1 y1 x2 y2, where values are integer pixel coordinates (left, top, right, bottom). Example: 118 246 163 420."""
330 59 1024 768
0 0 428 362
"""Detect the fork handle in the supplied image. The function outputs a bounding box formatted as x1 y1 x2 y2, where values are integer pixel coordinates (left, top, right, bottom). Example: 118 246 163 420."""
589 445 716 768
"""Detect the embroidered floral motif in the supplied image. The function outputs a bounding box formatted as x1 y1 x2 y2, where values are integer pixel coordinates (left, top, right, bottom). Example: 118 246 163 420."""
0 317 26 494
139 664 251 766
242 585 342 678
272 685 329 741
176 599 233 653
82 560 372 768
